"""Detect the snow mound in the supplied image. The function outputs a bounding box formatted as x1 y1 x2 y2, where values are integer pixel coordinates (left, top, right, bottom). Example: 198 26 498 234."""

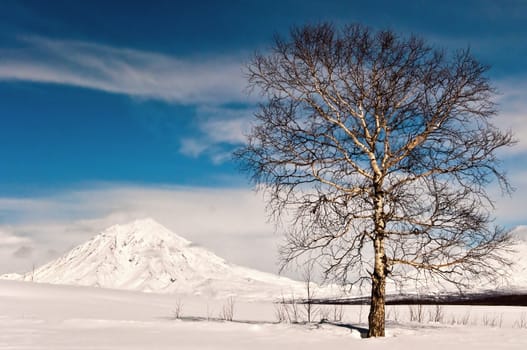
511 225 527 242
504 226 527 291
0 218 310 299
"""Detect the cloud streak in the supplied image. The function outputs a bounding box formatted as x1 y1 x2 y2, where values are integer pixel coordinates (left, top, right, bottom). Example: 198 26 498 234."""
495 79 527 155
0 36 249 105
179 106 254 162
0 36 257 163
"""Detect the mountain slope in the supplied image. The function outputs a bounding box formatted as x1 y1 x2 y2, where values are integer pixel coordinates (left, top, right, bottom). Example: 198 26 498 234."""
2 218 309 299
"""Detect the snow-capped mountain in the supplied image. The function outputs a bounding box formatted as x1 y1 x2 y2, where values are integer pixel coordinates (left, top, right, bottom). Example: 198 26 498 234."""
1 218 310 299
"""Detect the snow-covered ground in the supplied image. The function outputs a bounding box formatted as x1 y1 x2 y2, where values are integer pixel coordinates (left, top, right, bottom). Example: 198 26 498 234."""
2 219 527 348
1 279 526 349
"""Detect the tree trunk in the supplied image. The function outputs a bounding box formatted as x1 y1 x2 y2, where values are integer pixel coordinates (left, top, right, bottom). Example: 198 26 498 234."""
368 244 386 337
369 180 387 337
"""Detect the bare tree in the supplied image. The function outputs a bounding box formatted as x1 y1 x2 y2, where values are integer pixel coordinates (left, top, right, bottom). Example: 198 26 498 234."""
172 298 184 319
302 262 317 323
219 297 235 321
235 23 515 337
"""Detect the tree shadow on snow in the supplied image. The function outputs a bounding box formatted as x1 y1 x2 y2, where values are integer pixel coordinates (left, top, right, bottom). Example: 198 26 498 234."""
160 314 372 338
159 315 274 325
320 321 369 338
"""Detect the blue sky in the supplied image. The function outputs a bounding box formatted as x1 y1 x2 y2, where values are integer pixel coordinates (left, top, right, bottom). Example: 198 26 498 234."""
0 0 526 275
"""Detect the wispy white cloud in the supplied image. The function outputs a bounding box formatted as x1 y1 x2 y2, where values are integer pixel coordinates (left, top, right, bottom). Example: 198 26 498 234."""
495 79 527 155
179 106 254 161
0 229 32 246
0 36 257 163
0 36 249 105
197 106 253 144
0 227 38 273
179 138 210 158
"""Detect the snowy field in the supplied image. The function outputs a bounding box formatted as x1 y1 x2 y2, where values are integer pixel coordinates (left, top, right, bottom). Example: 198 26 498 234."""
1 280 526 349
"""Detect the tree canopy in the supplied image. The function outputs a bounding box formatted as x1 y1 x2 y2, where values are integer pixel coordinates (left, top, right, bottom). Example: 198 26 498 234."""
236 23 515 337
